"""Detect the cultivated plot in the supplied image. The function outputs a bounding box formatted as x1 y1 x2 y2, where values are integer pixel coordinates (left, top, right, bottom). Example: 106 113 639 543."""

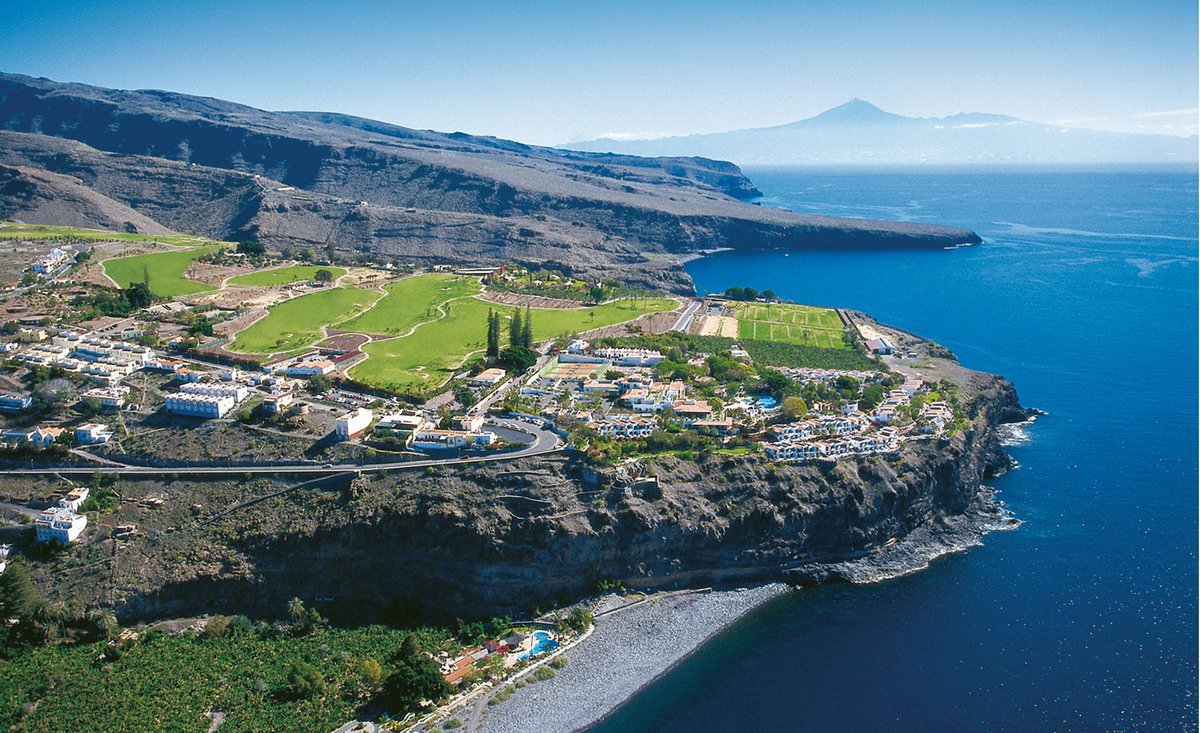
734 302 849 349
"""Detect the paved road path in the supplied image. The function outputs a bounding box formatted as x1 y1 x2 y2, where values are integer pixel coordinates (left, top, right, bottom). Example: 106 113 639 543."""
670 297 702 332
0 421 563 477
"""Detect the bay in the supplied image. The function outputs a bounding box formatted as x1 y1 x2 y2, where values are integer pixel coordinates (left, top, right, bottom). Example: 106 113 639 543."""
590 166 1199 732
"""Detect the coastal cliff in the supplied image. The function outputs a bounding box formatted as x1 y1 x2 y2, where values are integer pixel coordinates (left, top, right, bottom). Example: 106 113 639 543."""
50 367 1027 625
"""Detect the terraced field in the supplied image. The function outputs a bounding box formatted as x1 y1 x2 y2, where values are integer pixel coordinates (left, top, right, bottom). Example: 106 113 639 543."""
227 264 346 287
0 221 224 247
102 245 221 297
227 287 382 354
735 302 850 350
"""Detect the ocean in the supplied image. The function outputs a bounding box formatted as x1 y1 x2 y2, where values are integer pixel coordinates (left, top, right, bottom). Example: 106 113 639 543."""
589 166 1198 732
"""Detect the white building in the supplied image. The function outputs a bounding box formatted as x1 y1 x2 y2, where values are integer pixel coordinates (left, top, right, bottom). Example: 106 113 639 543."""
470 368 507 386
82 385 129 411
0 544 10 574
335 407 373 441
34 507 87 544
411 428 497 450
262 392 295 413
30 247 72 275
0 393 32 413
57 486 90 512
592 348 664 367
165 392 236 419
75 423 113 445
179 382 250 401
286 359 335 377
594 418 656 440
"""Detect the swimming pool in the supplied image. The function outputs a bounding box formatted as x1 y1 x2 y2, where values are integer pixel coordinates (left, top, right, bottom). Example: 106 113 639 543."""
755 395 778 409
516 630 559 660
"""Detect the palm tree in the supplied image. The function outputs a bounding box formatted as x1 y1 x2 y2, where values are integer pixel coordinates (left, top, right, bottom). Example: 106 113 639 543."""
86 608 119 641
32 600 69 643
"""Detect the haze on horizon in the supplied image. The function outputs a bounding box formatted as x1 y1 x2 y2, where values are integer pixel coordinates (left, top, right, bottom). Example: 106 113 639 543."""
0 0 1195 147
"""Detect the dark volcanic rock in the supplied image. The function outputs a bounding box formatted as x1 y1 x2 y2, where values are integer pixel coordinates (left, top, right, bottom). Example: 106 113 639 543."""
0 73 982 292
67 366 1024 625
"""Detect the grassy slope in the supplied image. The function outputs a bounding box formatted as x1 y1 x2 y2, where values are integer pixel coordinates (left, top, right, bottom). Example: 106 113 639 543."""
228 287 382 354
0 221 224 247
735 302 849 350
227 264 347 287
352 296 675 393
102 245 221 297
338 273 481 336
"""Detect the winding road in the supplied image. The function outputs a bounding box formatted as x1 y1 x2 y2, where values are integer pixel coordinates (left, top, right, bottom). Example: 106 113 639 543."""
0 419 564 477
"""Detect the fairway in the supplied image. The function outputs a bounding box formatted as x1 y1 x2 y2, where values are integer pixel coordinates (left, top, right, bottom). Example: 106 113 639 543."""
102 245 221 297
227 264 347 287
735 302 850 350
351 296 676 393
339 274 482 336
228 287 382 354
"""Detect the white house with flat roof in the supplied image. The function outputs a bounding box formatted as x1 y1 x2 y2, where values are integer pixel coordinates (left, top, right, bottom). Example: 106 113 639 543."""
165 393 235 419
75 423 113 445
335 407 373 441
57 486 90 512
34 507 87 544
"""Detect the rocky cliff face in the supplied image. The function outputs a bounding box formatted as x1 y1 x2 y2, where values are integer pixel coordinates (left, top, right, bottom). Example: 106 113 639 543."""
0 74 981 293
83 369 1026 625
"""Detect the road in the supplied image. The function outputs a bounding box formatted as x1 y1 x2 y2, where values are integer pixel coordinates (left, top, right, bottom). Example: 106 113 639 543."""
0 419 563 477
671 297 703 332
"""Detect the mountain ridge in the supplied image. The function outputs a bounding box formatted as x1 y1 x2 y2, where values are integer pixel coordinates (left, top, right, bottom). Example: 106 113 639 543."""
0 74 983 292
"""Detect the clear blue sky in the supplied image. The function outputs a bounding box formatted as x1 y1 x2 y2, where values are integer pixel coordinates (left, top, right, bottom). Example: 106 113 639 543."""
1 0 1195 145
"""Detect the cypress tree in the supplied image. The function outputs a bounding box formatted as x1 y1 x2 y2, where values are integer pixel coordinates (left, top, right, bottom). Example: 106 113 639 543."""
509 308 522 347
521 305 533 348
486 309 500 361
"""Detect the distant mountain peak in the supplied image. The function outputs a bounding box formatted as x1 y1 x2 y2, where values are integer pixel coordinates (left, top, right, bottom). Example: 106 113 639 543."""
804 98 902 125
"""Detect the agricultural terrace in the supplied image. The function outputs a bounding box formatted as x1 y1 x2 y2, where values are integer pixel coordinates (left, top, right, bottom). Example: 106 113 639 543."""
352 296 676 393
0 625 451 733
735 302 850 350
339 274 482 336
228 287 382 354
0 221 225 247
102 245 221 298
227 264 347 287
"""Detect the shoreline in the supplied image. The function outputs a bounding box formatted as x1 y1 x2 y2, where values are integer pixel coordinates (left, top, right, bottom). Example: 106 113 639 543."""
464 583 789 733
460 488 1019 733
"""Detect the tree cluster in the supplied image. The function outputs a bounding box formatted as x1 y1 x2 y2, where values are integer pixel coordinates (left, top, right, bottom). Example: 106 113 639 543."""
723 286 778 302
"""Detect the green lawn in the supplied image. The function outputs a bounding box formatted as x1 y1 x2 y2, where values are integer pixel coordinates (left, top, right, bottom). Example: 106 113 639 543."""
102 245 221 297
338 273 482 336
734 302 850 350
351 296 676 393
228 287 382 354
227 264 347 287
0 221 225 247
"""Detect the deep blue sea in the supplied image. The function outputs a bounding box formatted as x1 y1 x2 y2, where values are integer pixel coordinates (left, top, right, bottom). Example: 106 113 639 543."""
592 166 1198 732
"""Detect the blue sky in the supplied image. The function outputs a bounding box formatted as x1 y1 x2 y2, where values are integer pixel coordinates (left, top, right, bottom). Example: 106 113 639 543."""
0 0 1195 145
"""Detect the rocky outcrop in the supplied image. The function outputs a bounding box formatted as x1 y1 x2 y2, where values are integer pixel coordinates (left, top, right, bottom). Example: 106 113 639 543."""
88 367 1027 625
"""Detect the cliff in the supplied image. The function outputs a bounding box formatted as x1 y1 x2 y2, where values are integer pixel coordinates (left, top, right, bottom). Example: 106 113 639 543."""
0 74 982 293
31 359 1028 625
